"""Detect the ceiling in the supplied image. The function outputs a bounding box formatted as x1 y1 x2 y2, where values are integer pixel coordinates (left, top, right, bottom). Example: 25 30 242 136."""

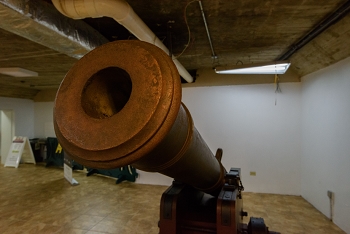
1 0 350 100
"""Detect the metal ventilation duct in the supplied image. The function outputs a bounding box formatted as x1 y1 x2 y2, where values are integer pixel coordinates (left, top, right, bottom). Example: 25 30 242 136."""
0 0 108 59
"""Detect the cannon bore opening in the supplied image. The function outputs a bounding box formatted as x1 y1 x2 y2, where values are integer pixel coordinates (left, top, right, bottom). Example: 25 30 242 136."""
81 67 132 119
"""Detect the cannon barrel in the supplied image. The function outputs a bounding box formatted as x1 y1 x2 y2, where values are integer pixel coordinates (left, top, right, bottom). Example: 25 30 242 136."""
54 40 225 195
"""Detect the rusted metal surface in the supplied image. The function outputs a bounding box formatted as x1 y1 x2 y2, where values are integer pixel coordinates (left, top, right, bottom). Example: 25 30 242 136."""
54 40 225 194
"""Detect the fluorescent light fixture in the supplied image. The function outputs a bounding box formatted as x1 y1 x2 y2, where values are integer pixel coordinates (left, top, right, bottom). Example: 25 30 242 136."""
215 61 291 74
0 67 38 77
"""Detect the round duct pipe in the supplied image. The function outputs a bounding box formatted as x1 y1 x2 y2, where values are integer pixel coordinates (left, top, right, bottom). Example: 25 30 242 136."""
52 0 194 83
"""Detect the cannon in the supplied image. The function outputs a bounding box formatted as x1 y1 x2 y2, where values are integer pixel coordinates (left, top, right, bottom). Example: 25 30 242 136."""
54 40 279 234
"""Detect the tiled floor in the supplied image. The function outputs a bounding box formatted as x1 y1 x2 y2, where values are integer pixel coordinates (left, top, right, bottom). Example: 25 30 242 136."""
0 163 345 234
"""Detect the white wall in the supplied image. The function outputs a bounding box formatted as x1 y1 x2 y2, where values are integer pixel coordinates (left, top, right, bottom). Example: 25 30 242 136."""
0 97 34 138
33 84 302 194
34 102 56 138
301 57 350 233
182 83 302 195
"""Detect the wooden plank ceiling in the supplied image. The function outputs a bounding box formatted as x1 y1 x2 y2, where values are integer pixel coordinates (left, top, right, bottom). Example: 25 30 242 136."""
0 0 350 100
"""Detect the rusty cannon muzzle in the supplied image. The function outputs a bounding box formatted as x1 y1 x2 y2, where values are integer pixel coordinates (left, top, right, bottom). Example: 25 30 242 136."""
54 40 225 195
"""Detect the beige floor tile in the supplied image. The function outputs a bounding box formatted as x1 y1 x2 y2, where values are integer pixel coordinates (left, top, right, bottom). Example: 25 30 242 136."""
0 163 345 234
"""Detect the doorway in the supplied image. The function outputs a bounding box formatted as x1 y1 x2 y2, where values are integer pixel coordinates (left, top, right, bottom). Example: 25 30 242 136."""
0 110 15 165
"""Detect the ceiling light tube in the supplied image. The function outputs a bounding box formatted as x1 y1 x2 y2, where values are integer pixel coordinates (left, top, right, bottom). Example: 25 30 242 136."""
215 61 291 74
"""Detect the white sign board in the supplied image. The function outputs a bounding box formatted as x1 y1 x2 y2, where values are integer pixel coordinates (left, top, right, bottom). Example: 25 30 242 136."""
4 136 36 168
